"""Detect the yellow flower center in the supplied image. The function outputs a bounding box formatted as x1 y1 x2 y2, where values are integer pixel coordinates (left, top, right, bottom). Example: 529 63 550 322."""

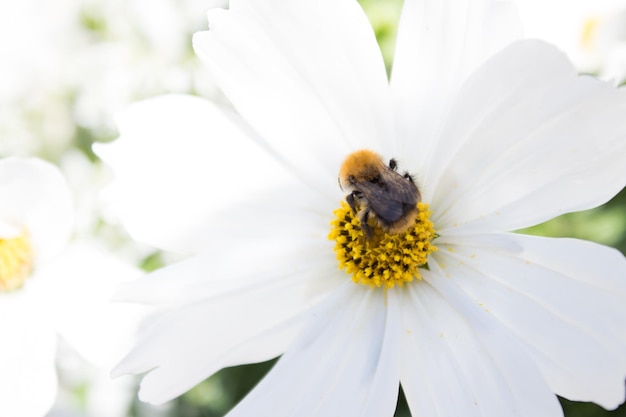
329 201 437 288
0 232 33 292
580 16 601 50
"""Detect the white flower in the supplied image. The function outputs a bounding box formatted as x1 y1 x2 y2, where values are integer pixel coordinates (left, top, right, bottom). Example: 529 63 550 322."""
517 0 626 84
98 0 626 415
0 0 226 157
0 157 143 417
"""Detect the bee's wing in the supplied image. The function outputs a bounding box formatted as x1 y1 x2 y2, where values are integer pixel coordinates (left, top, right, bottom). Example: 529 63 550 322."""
356 170 419 223
381 169 420 204
361 187 404 222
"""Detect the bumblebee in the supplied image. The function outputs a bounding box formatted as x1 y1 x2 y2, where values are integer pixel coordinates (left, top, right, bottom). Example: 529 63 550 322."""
338 149 421 239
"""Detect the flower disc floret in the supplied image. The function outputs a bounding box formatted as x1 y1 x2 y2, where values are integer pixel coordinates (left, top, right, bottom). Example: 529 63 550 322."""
0 232 33 292
329 202 437 288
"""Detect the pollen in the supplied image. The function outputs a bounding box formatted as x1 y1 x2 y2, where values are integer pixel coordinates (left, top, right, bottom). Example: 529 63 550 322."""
328 202 437 288
0 232 34 292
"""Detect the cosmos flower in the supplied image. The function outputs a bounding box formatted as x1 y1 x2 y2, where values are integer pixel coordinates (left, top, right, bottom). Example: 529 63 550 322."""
0 157 142 417
517 0 626 84
98 0 626 415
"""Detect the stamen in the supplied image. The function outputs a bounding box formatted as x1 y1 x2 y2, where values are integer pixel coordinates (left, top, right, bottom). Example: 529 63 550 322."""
329 202 437 288
580 17 600 50
0 232 33 292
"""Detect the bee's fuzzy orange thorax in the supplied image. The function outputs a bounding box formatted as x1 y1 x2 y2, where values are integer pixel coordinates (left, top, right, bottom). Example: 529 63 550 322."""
339 149 384 189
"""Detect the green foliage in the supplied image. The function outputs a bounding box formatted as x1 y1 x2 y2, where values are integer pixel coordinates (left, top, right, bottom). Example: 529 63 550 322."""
139 252 166 273
359 0 403 74
169 359 277 417
523 188 626 255
561 398 626 417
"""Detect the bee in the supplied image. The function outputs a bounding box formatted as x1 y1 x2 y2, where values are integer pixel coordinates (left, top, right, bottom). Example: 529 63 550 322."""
338 149 421 239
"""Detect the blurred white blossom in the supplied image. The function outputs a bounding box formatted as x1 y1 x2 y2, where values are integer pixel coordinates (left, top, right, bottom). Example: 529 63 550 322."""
0 0 225 158
0 158 144 417
518 0 626 84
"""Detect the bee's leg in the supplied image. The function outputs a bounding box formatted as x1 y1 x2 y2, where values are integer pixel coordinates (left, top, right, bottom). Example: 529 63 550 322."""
346 192 360 215
359 209 374 240
389 158 397 171
403 172 416 183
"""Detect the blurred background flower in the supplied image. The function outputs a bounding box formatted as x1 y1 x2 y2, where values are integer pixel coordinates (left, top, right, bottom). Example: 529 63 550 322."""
0 158 147 417
517 0 626 85
1 0 625 416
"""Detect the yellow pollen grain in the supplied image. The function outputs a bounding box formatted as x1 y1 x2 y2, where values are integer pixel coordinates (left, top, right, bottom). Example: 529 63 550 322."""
328 202 437 289
0 233 33 292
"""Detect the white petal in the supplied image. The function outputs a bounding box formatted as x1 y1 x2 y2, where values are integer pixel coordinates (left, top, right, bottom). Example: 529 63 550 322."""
130 310 303 405
95 94 306 254
114 237 339 306
436 232 626 409
0 295 58 417
0 157 73 264
391 0 522 172
113 244 342 404
165 183 337 255
225 283 400 417
399 277 562 417
30 242 146 370
428 40 626 233
193 0 394 187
